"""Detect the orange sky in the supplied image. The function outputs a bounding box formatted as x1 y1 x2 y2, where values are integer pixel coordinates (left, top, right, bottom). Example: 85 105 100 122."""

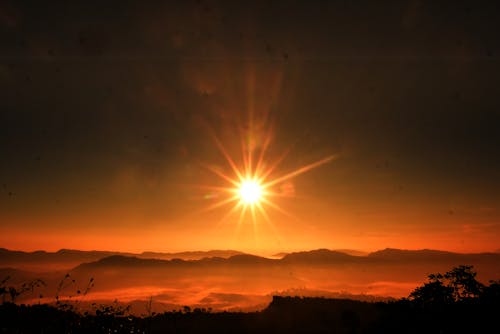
1 1 499 254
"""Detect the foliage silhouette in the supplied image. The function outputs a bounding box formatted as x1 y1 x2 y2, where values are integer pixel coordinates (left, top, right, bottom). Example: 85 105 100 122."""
445 265 484 299
0 275 46 304
409 265 485 307
0 265 498 333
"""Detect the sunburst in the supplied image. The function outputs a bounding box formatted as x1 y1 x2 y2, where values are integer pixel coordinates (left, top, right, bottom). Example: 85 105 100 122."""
239 179 263 205
198 125 336 239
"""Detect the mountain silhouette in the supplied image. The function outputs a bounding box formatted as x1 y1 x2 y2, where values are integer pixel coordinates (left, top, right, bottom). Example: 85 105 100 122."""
282 249 360 264
0 248 245 271
3 248 500 310
367 248 500 263
67 248 500 272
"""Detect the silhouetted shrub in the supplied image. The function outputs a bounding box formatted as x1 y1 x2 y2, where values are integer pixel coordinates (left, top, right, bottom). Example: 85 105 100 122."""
0 265 498 333
409 265 486 307
0 276 45 304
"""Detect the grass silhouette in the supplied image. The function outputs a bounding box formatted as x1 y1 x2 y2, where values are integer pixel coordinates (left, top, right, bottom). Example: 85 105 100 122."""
0 265 499 333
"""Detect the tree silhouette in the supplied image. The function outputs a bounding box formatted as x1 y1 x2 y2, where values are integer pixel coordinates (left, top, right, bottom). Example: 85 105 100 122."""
409 265 485 306
0 276 46 304
445 265 484 300
481 280 500 306
409 273 454 306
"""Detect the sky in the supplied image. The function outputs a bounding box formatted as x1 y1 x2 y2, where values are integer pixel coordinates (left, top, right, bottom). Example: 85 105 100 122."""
1 0 499 254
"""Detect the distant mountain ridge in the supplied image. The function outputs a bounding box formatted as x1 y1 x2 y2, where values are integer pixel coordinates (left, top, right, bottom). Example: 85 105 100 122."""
273 249 368 259
70 248 500 272
3 247 500 309
0 248 245 271
0 248 244 260
367 248 500 262
2 247 500 272
282 249 358 263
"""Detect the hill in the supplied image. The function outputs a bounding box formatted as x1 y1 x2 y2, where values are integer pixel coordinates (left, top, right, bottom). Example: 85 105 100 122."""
3 248 499 311
0 248 245 271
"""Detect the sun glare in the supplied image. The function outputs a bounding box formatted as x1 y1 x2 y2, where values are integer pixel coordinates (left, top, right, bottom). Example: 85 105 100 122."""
197 123 337 243
239 179 263 205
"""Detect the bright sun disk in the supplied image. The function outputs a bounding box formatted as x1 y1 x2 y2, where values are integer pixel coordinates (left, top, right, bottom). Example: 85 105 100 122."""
239 179 262 205
199 127 336 233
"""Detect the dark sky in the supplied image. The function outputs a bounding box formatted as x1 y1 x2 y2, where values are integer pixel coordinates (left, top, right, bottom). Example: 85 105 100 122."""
1 0 499 253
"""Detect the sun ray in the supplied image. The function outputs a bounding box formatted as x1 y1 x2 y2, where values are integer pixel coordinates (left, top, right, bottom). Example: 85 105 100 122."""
196 122 336 248
255 202 271 226
246 133 253 177
202 164 240 188
254 124 274 177
214 202 243 230
240 126 252 177
234 204 247 239
262 189 297 199
256 202 283 246
250 204 259 247
260 197 297 221
258 144 294 182
188 184 238 194
251 204 257 228
263 155 337 188
211 132 244 182
202 194 240 213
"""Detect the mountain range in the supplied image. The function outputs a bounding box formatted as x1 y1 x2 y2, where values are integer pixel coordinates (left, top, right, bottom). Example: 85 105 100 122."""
0 248 244 271
2 247 499 272
2 247 499 311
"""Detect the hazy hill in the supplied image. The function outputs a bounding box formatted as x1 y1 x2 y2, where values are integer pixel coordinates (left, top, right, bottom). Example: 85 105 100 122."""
225 254 276 265
367 248 500 263
272 249 367 259
140 250 244 260
368 248 458 260
333 249 369 257
66 248 500 295
77 255 170 269
271 252 289 259
0 248 244 271
282 249 361 264
70 248 500 271
73 254 277 271
0 248 122 262
3 248 500 311
3 247 498 275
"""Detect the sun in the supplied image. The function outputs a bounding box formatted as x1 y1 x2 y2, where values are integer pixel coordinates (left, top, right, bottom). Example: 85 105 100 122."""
239 179 263 205
196 124 336 240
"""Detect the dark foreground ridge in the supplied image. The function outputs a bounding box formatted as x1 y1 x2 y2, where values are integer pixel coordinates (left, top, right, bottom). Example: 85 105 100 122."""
1 265 499 333
1 294 499 334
